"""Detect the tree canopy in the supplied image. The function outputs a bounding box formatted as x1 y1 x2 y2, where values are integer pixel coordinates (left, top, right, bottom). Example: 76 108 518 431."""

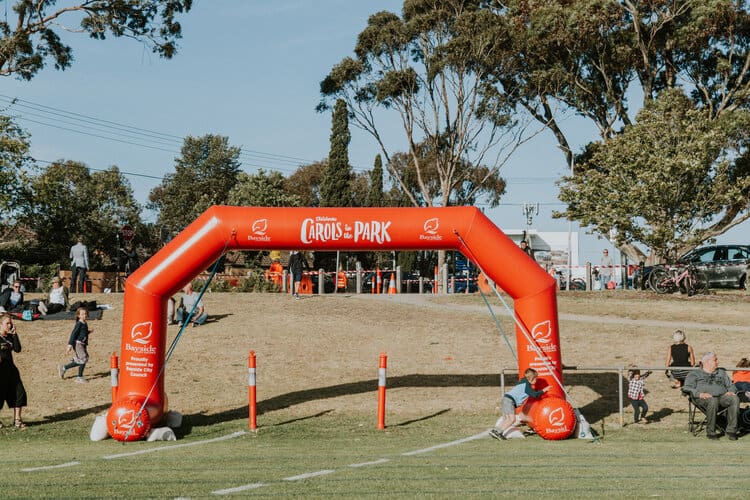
0 0 193 80
319 0 520 210
227 169 301 207
18 160 141 266
0 113 31 216
558 90 750 261
320 99 353 207
148 134 241 234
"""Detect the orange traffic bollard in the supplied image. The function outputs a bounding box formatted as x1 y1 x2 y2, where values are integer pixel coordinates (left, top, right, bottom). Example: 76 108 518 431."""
387 273 397 294
376 268 382 294
377 352 387 430
248 350 257 430
110 352 119 403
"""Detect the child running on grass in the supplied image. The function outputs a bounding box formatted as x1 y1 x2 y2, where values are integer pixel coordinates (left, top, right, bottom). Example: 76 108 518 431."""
627 368 652 424
490 368 550 440
58 307 92 383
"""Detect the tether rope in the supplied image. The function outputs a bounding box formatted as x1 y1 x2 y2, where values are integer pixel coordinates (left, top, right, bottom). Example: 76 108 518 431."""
122 235 232 442
452 230 582 409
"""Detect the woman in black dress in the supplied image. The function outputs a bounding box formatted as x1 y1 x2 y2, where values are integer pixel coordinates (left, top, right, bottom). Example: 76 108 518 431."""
664 329 695 389
0 313 27 428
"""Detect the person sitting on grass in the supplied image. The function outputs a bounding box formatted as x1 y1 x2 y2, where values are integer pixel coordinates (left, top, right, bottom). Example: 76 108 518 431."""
489 368 550 440
683 352 740 440
37 277 69 315
174 283 207 327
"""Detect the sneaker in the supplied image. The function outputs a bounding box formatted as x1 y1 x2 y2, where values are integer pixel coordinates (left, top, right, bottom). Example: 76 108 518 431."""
58 365 65 379
707 433 720 440
489 428 507 441
192 322 198 328
38 302 48 315
75 377 89 384
726 433 738 441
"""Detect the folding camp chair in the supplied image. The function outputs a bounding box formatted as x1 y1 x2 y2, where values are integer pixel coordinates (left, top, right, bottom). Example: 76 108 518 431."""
684 390 728 436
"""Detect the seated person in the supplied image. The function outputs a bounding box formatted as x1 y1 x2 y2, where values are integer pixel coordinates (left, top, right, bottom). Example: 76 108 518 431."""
732 357 750 402
665 330 695 388
683 352 741 440
174 283 208 327
37 277 70 315
0 280 25 313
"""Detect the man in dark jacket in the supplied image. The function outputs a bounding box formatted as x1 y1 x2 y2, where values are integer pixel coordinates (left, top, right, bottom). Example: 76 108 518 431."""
683 352 740 440
0 281 25 312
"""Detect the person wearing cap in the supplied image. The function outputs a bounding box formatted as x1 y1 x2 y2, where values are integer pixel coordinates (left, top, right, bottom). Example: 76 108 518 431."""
37 277 70 316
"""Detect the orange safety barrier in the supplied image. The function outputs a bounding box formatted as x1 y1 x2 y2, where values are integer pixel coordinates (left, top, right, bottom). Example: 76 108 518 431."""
377 352 387 429
107 206 568 441
110 352 119 403
248 350 257 431
376 268 382 294
387 273 397 294
299 274 313 294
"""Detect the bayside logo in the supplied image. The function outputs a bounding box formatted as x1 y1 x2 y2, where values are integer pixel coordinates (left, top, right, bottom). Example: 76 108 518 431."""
131 322 153 345
126 321 157 355
419 217 442 241
118 409 136 429
248 218 271 242
531 320 552 344
547 406 565 427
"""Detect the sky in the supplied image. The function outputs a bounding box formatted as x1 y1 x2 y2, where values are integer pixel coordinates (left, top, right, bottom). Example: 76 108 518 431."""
1 0 746 266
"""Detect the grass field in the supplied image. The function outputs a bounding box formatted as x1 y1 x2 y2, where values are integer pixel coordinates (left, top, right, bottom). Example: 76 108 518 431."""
3 414 750 498
2 289 749 498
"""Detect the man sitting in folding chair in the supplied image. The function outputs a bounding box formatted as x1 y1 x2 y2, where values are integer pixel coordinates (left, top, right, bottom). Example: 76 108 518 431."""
683 352 741 440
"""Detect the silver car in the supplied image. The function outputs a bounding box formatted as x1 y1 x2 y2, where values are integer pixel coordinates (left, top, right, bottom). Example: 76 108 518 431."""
678 245 750 289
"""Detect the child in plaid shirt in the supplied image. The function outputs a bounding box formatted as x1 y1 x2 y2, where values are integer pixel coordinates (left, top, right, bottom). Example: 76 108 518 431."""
628 368 652 424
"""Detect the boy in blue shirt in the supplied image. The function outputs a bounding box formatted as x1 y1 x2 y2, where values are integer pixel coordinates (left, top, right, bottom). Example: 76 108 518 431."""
490 368 550 440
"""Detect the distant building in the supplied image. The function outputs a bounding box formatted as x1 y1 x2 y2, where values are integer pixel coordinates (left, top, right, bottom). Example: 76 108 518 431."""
504 229 580 270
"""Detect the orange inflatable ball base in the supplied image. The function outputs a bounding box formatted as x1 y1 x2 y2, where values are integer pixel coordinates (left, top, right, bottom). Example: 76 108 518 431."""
107 398 152 442
527 397 576 440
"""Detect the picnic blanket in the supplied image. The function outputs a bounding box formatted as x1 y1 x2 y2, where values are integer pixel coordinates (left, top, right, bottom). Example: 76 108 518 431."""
38 308 104 321
11 308 105 321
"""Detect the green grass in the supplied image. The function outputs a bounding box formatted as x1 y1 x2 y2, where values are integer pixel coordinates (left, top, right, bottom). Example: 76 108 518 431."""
2 413 749 498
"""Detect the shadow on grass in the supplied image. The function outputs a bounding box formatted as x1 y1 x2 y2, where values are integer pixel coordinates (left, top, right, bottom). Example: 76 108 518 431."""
40 403 110 424
177 372 629 436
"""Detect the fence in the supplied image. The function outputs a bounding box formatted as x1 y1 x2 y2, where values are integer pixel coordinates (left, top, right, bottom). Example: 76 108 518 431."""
499 366 748 427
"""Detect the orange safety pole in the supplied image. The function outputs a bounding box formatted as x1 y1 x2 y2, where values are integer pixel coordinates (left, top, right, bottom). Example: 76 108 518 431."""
371 271 376 294
248 350 257 430
110 352 119 403
377 352 387 430
433 266 438 294
376 268 382 294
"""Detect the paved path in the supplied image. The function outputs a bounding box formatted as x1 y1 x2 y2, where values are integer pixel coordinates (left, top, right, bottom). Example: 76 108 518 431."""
349 293 750 333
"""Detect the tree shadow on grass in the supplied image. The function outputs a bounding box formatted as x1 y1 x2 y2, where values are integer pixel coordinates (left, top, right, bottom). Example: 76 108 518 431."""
40 403 110 424
177 372 626 436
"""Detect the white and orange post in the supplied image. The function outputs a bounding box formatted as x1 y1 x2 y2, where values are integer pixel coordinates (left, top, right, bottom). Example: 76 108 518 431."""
377 352 387 430
248 350 257 430
110 352 119 403
376 268 382 294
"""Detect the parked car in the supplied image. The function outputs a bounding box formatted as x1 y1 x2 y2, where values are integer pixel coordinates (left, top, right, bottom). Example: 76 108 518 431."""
677 244 750 289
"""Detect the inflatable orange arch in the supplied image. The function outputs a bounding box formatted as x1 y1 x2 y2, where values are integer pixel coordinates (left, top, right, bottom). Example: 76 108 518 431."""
107 206 572 440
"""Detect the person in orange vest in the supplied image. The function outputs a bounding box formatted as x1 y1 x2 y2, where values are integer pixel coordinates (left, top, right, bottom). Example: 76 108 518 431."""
266 258 283 287
336 268 347 292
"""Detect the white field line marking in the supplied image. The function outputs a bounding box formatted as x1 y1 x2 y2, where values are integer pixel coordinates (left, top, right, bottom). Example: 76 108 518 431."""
22 461 80 472
211 430 484 496
348 458 390 468
102 431 246 460
401 430 488 456
283 470 336 481
212 483 266 495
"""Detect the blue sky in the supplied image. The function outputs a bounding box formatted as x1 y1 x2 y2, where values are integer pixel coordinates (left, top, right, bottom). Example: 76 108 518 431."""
1 1 745 264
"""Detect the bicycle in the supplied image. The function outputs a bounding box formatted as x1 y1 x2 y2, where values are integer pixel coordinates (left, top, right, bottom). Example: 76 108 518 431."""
648 264 708 295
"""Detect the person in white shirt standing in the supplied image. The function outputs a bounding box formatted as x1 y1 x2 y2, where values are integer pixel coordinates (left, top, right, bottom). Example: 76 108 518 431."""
69 236 89 293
